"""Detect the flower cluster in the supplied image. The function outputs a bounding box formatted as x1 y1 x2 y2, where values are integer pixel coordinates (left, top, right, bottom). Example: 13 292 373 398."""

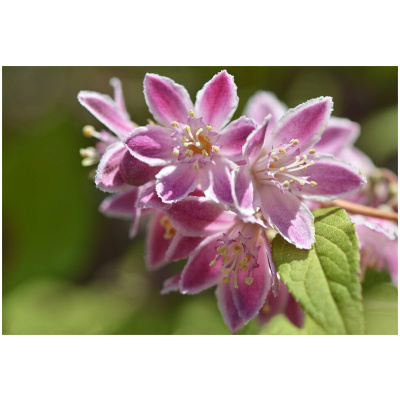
78 70 386 332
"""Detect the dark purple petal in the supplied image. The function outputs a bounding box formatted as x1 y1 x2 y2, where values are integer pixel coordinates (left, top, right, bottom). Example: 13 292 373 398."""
259 185 315 249
95 142 128 192
180 235 223 294
216 283 245 333
78 91 134 140
195 70 238 131
314 116 360 154
231 239 272 322
164 196 236 237
156 164 199 203
268 97 333 154
146 211 173 270
218 116 257 161
285 293 305 328
119 150 161 186
144 74 194 126
125 125 175 166
166 232 205 261
244 90 287 130
257 283 289 325
291 154 366 201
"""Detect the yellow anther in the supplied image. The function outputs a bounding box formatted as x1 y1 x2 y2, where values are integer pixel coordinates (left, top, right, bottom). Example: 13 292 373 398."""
171 121 179 127
290 179 295 184
83 125 95 137
209 260 216 267
278 148 286 154
222 276 231 284
217 246 228 255
295 156 300 162
299 180 306 186
283 180 290 187
195 142 201 147
290 139 300 145
240 255 251 266
163 227 176 240
206 125 213 130
245 277 254 286
303 155 308 161
233 244 242 253
202 149 209 157
309 149 316 154
188 110 195 117
279 167 286 172
272 155 279 161
183 142 190 147
212 145 220 153
173 149 179 157
310 181 318 187
184 125 191 134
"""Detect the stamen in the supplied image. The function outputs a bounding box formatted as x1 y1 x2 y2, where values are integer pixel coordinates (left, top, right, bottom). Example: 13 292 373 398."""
272 155 279 161
309 149 316 154
206 125 213 130
233 244 242 253
289 139 300 145
171 121 179 127
279 167 286 172
290 179 295 184
172 148 179 157
195 128 203 137
245 277 254 285
188 110 195 117
202 149 209 157
217 246 228 255
278 148 286 154
310 181 318 187
222 276 230 284
212 145 220 153
195 142 201 147
193 162 199 170
283 180 290 188
83 125 95 137
209 260 216 267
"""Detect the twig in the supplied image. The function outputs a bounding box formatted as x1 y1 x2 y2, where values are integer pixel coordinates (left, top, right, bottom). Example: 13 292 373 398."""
320 199 398 222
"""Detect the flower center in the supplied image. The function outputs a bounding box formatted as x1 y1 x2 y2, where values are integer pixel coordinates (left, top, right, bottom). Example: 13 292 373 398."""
170 110 221 169
253 138 318 191
209 230 260 289
159 215 177 240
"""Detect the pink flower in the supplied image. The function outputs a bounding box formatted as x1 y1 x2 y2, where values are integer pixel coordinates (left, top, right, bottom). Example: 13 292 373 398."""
233 96 366 249
156 196 279 332
125 71 257 205
78 78 160 192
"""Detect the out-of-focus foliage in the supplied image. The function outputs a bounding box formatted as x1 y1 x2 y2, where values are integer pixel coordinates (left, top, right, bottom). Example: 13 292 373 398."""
2 67 398 334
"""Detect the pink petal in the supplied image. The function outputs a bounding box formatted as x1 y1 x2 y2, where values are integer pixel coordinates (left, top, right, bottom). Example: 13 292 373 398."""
129 208 142 239
166 232 204 261
99 187 139 219
337 147 375 177
243 116 271 164
164 196 236 237
95 142 128 192
218 116 257 161
180 235 223 294
215 283 245 333
291 154 366 202
268 97 333 154
195 70 238 131
260 186 315 249
109 77 130 119
135 182 168 210
231 239 272 322
119 150 161 186
125 125 175 166
78 91 134 140
314 116 360 154
146 211 173 270
161 272 182 295
232 166 255 216
202 157 236 205
156 164 199 203
144 73 194 126
244 90 287 129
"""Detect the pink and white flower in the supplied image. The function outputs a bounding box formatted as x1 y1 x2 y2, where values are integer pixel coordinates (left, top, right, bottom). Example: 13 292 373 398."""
233 96 366 249
125 71 257 205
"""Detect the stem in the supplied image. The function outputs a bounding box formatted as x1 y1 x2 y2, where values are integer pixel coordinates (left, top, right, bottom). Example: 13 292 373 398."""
320 199 398 223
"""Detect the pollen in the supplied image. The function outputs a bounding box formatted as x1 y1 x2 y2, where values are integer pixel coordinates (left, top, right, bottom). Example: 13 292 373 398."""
309 149 316 154
171 121 179 127
184 125 191 134
299 180 306 186
245 277 254 286
283 180 290 187
206 125 213 130
290 139 300 145
279 167 286 172
188 110 195 117
82 125 95 137
310 181 318 187
222 276 231 284
172 148 179 157
272 155 279 161
278 148 286 154
212 145 220 153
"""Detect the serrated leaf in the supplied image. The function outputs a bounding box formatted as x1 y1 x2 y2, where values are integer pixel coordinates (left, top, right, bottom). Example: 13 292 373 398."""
272 207 364 334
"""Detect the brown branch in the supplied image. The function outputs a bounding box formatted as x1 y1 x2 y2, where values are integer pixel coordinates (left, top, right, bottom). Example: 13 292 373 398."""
320 199 398 223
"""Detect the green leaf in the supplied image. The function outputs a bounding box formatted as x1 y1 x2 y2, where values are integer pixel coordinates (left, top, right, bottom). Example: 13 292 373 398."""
272 207 364 334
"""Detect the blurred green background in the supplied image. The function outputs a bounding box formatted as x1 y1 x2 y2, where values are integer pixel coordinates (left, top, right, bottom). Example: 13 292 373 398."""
2 67 398 334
